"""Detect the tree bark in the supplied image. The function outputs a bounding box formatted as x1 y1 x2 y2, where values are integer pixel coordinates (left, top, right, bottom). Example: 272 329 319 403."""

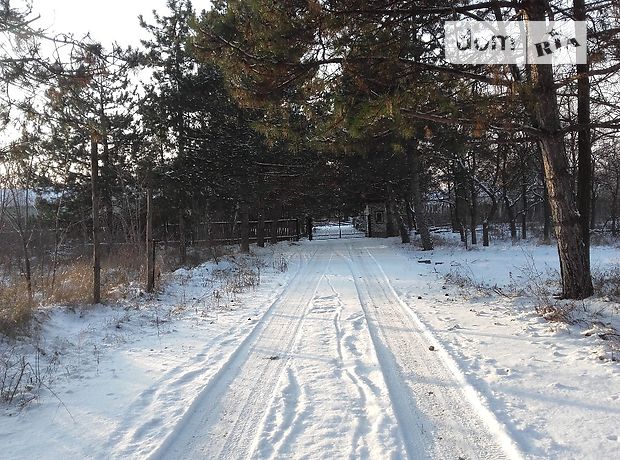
407 142 433 250
146 185 155 293
91 136 101 304
522 0 593 299
482 220 490 247
271 201 281 244
470 151 477 245
543 179 552 243
612 174 619 236
392 200 410 243
404 196 414 231
521 178 527 239
307 216 313 241
256 186 265 248
574 0 592 273
385 190 396 237
178 207 187 265
240 200 250 253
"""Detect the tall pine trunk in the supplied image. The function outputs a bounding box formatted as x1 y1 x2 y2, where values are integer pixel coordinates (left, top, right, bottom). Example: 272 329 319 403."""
91 136 101 304
574 0 592 273
523 0 593 299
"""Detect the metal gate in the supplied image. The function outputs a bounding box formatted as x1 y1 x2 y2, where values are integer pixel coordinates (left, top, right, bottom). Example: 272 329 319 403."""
312 219 366 240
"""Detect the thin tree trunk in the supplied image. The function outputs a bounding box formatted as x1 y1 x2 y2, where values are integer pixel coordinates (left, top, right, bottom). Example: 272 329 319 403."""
385 190 395 237
271 201 280 244
404 196 414 231
256 187 265 248
521 179 527 239
503 195 517 241
178 207 187 265
307 216 313 241
91 136 101 304
146 185 155 293
612 174 619 237
470 151 477 245
18 231 32 301
482 220 490 246
407 142 433 250
240 200 250 253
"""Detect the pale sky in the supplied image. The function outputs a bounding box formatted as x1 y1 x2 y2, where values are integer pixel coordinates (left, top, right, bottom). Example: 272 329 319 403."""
30 1 212 48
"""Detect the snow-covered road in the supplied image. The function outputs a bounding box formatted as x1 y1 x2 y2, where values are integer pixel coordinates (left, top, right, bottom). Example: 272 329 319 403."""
151 239 521 460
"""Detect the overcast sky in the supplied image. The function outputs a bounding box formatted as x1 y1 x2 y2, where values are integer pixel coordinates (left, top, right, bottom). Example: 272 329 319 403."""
30 1 212 48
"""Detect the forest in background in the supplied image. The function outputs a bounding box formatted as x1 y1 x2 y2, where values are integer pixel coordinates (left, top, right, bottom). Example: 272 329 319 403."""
1 0 619 333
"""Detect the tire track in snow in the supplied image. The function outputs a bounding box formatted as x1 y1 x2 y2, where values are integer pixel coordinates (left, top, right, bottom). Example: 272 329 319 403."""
148 249 327 460
365 247 524 460
326 275 386 459
344 241 521 460
250 247 407 459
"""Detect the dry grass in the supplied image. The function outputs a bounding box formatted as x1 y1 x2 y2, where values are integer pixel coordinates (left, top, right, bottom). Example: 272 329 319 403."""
0 279 33 336
42 257 92 305
0 241 250 338
592 267 620 301
534 302 581 324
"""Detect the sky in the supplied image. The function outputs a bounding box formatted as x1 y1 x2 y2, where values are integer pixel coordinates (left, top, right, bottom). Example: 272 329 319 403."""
29 0 212 48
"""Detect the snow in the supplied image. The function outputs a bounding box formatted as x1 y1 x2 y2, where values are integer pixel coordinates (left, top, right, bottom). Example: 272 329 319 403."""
1 234 619 459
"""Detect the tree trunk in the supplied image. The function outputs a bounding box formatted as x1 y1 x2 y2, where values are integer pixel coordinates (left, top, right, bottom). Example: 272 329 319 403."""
256 189 265 248
503 195 517 241
612 174 619 237
521 178 527 239
178 207 187 265
19 232 32 301
240 200 250 253
404 196 414 231
392 200 410 243
590 188 597 230
470 154 477 245
91 136 101 304
307 216 313 241
482 220 490 247
574 0 592 273
146 185 155 293
522 0 593 298
385 191 396 237
407 142 433 250
543 179 552 243
271 201 281 244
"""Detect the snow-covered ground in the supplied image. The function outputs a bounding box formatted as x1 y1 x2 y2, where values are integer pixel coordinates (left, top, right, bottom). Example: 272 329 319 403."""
1 233 619 459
